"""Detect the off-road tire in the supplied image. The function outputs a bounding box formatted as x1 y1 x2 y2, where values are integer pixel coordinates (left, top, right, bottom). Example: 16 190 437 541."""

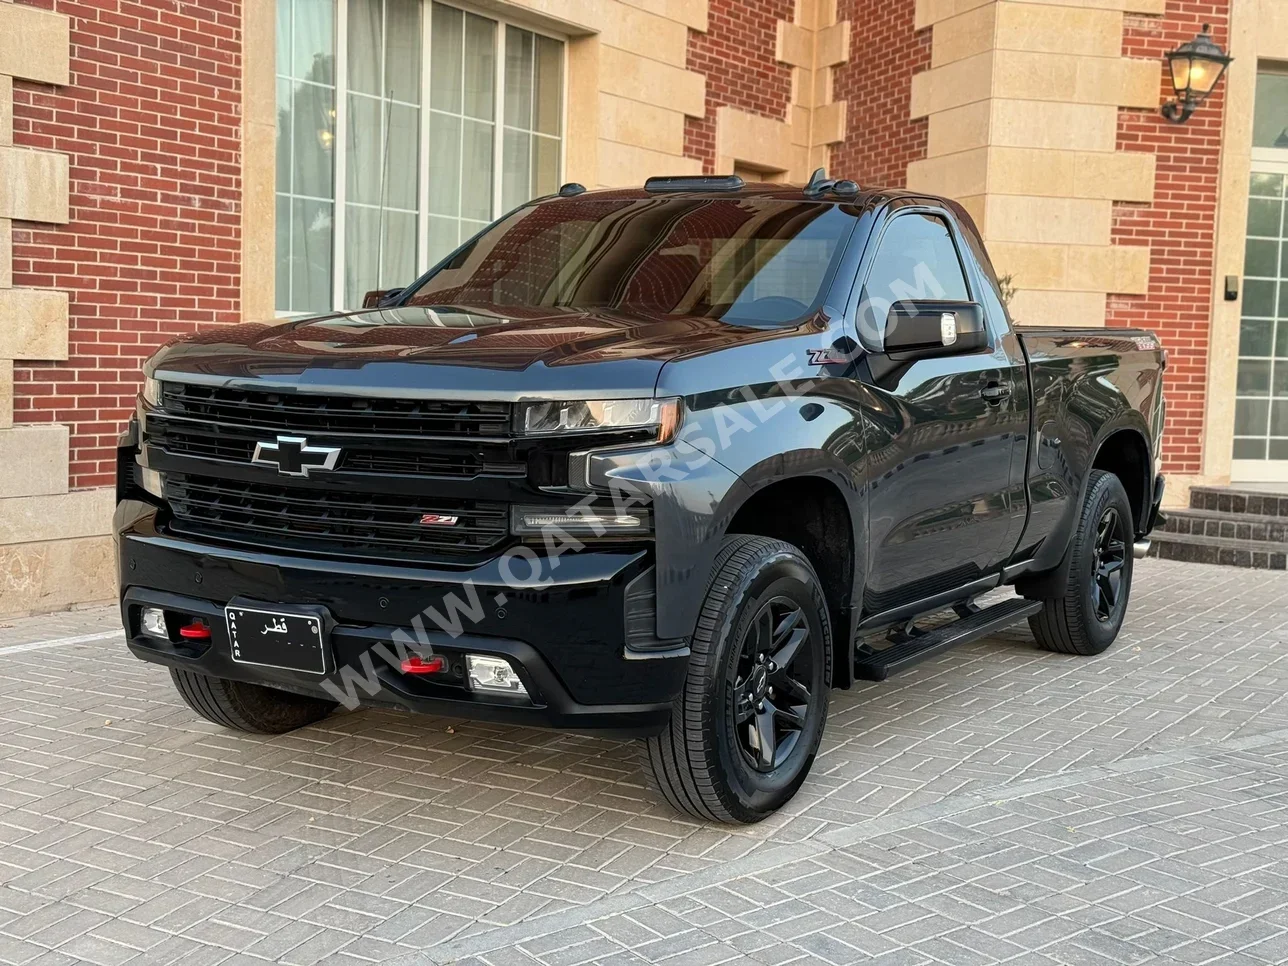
1026 469 1134 656
169 668 337 734
643 535 832 824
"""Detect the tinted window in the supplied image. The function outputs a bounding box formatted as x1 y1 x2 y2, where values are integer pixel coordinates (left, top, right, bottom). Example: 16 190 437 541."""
403 197 858 326
856 212 970 344
865 212 969 306
958 219 1012 331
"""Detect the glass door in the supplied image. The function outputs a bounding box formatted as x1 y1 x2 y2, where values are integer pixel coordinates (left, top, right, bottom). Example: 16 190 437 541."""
1232 69 1288 482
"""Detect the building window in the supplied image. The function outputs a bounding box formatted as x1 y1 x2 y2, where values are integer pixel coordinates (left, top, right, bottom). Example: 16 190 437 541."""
274 0 564 315
1253 67 1288 150
276 0 337 316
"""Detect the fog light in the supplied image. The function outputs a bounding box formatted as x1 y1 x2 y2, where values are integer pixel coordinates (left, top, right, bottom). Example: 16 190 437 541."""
141 607 168 639
140 467 163 500
141 375 163 408
466 654 527 696
510 505 651 536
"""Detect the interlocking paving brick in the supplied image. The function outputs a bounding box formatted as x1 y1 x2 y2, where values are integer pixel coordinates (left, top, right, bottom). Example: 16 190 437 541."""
2 560 1288 964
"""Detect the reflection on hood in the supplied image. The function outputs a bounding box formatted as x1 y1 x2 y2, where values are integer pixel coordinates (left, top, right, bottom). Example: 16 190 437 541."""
170 304 796 371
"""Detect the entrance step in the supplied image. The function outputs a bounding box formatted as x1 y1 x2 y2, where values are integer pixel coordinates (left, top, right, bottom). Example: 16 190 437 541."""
854 597 1041 682
1149 485 1288 569
1147 530 1288 570
1162 508 1288 544
1188 486 1288 517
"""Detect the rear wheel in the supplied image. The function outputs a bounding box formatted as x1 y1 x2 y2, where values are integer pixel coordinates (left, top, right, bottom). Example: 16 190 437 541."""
1026 469 1134 656
643 535 832 824
169 668 336 734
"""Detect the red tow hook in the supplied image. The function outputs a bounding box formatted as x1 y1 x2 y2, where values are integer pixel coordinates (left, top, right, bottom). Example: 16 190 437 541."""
401 655 445 675
178 621 212 641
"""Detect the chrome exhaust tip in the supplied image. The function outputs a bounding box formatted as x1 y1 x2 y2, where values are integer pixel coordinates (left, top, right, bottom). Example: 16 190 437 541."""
1133 539 1151 559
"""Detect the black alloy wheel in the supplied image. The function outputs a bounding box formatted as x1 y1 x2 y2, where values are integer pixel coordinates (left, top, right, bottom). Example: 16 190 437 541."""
1091 506 1127 623
643 535 832 823
732 597 815 772
1025 469 1135 656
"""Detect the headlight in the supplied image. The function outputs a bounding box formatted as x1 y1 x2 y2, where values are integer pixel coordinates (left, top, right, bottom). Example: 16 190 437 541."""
141 375 162 408
518 397 681 441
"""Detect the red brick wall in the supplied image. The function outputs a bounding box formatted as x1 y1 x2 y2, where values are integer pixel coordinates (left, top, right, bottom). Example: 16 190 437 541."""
830 0 930 188
685 0 796 173
11 0 242 490
1107 4 1230 476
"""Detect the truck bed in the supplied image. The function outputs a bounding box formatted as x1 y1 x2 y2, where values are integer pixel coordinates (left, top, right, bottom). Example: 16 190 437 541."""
1013 326 1165 569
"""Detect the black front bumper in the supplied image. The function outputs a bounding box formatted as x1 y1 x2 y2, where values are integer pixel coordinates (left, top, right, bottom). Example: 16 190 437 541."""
116 502 688 736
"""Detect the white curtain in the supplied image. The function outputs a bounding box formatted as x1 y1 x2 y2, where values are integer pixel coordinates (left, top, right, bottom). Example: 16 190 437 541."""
344 0 422 306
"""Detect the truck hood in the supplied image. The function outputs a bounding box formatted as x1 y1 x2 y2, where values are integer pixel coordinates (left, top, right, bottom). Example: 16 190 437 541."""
148 304 786 400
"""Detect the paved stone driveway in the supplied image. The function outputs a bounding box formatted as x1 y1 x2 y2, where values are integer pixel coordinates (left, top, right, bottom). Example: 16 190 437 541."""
2 558 1288 966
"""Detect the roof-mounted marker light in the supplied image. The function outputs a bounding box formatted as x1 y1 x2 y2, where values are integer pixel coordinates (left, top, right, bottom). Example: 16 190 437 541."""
644 175 745 193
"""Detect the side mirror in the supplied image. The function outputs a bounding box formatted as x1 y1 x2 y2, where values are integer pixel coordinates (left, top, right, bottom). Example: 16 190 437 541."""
883 301 988 360
361 288 403 309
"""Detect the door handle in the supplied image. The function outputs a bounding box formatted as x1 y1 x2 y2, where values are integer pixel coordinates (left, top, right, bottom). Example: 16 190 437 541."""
980 382 1011 404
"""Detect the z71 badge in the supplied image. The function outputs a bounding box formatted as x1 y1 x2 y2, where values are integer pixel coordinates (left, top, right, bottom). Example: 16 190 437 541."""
418 514 460 526
807 347 854 367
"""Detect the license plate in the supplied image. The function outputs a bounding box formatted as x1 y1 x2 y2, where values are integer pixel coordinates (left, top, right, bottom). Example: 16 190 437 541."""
226 605 328 675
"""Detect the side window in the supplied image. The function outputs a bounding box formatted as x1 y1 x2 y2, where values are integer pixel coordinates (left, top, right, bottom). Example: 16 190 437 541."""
867 213 970 303
858 212 970 343
958 223 1013 331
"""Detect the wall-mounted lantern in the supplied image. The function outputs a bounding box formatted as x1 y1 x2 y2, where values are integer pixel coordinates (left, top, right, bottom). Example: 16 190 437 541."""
1162 24 1233 124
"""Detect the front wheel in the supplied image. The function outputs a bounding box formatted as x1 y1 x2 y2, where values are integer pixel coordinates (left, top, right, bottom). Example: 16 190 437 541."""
1026 469 1134 656
643 535 832 824
170 668 337 734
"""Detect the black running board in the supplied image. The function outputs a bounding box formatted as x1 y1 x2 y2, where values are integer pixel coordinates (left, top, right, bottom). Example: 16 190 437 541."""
854 597 1042 681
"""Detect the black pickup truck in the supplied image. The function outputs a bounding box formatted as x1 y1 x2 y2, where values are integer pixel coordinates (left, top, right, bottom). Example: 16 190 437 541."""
115 173 1166 823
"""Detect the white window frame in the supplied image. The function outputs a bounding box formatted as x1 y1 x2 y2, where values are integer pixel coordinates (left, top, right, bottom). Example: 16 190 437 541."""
279 0 568 316
1233 65 1288 480
1233 153 1288 481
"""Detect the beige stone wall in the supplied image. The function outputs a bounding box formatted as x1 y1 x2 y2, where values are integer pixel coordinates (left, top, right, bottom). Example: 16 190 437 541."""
243 0 277 324
775 0 850 179
1199 0 1288 491
699 1 850 182
907 0 1163 328
0 0 114 617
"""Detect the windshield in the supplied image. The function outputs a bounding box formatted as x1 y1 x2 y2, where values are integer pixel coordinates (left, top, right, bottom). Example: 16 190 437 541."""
401 196 857 325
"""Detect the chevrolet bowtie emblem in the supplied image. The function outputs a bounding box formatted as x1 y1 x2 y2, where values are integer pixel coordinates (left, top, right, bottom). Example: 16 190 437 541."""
251 435 342 477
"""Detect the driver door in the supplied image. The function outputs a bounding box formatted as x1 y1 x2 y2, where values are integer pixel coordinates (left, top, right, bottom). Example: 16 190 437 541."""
852 204 1028 615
